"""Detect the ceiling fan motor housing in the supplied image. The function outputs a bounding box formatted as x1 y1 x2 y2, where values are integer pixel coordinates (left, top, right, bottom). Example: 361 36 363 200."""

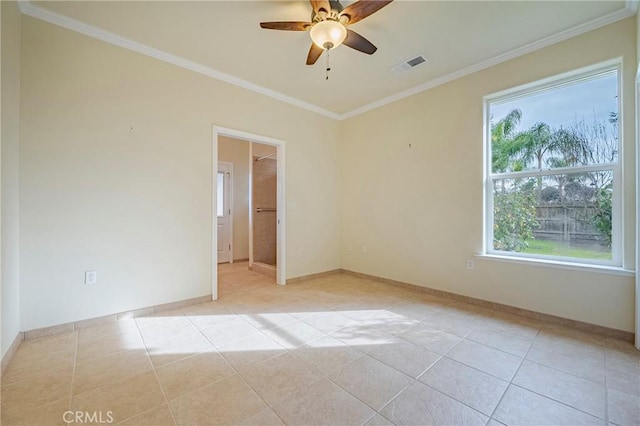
313 0 344 22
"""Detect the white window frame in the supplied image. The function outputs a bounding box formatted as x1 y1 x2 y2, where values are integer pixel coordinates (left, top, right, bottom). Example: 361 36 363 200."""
483 60 623 268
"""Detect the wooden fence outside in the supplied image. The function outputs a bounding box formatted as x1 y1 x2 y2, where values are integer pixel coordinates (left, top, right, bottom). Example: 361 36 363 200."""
533 205 603 244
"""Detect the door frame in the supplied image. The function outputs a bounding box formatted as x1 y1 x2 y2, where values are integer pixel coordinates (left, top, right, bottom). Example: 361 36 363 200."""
217 161 234 264
635 69 639 350
212 126 286 300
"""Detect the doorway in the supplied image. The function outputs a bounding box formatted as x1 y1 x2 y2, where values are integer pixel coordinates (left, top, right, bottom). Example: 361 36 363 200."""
212 126 286 300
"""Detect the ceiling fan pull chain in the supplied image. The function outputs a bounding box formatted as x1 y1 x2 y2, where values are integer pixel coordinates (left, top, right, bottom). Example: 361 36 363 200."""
326 50 331 80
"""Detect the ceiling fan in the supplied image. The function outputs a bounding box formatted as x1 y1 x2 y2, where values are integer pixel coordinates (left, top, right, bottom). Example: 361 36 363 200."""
260 0 393 66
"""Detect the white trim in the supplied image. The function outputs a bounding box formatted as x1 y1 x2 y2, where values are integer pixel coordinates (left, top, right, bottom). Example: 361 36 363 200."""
17 1 635 122
485 248 619 268
228 163 234 263
212 133 218 300
489 163 618 181
612 162 623 267
248 143 254 268
18 1 340 121
476 254 634 277
212 127 286 290
217 161 234 264
635 71 640 349
483 97 492 266
614 58 624 269
17 1 28 13
276 143 286 285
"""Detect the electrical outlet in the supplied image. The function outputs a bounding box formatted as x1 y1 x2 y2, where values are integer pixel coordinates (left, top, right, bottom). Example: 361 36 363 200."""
362 245 368 254
85 270 97 284
466 260 474 270
298 247 304 256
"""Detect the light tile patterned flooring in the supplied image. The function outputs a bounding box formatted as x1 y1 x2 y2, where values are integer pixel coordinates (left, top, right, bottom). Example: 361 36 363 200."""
2 261 639 425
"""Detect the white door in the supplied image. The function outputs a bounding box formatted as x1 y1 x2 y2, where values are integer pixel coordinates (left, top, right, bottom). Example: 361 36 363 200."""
217 163 232 264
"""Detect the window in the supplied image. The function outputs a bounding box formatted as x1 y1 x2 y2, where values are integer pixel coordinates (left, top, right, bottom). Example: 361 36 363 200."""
484 62 621 266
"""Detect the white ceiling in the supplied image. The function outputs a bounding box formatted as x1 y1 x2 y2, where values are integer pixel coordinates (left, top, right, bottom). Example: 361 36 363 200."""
27 1 634 118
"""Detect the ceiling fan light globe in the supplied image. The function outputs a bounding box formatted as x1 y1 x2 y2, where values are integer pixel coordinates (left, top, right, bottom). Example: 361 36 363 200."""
310 20 347 50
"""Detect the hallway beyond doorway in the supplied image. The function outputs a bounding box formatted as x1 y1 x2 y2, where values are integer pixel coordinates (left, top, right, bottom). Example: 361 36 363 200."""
218 261 275 297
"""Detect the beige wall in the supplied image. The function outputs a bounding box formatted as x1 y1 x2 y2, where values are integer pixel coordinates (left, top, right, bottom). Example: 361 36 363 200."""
19 17 341 330
1 1 22 357
341 18 637 332
218 136 250 261
12 10 639 334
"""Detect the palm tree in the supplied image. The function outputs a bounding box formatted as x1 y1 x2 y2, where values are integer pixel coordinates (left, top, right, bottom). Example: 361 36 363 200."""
512 122 554 171
507 122 559 200
491 108 522 174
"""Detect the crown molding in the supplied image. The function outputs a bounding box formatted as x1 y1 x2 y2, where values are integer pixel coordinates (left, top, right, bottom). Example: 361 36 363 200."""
341 5 636 120
17 1 341 121
17 1 636 122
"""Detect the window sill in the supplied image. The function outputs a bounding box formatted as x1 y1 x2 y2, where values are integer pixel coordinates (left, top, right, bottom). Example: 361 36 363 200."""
476 254 635 277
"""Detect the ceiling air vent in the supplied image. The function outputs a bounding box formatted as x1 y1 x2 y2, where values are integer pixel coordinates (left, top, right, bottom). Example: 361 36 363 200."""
391 55 427 75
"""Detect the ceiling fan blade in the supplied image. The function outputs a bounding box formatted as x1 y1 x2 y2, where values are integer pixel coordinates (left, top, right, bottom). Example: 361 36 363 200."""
310 0 331 16
306 43 324 65
260 21 312 31
343 29 377 54
340 0 393 24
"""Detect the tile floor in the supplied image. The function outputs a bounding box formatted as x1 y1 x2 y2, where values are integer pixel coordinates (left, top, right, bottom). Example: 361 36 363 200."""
1 261 639 425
